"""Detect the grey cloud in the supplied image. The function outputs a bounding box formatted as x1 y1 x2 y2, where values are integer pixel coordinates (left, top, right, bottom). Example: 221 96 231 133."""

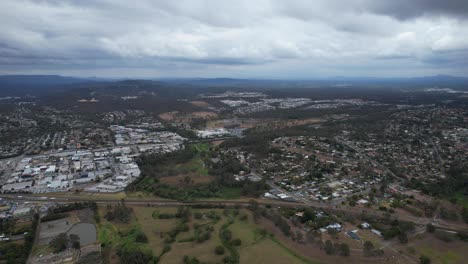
0 0 468 78
369 0 468 20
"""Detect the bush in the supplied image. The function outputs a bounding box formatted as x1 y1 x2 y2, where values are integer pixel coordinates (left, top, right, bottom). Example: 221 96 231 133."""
215 245 225 255
378 206 387 211
398 232 408 244
50 233 68 253
324 240 335 255
426 223 435 233
434 230 455 242
221 229 232 241
363 241 374 252
338 243 350 256
440 207 458 221
105 203 132 223
70 234 80 249
161 244 172 255
119 249 153 264
420 255 431 264
183 256 200 264
158 213 176 219
134 230 148 243
462 207 468 224
231 239 242 246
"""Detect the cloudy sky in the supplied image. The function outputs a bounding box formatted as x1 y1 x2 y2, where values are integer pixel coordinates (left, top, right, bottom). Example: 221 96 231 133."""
1 0 468 78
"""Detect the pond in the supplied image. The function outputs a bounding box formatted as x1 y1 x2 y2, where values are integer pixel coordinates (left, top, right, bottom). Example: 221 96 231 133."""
67 223 97 246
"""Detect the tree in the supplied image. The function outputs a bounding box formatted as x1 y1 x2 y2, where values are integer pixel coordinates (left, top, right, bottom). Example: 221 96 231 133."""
105 203 132 223
135 229 148 243
231 238 242 246
296 230 304 243
339 243 350 256
426 223 435 233
50 233 68 253
363 240 374 256
119 249 153 264
183 256 200 264
420 255 431 264
215 245 225 255
162 244 171 255
69 234 81 249
398 232 408 244
221 229 232 241
306 230 319 244
324 240 335 255
462 207 468 224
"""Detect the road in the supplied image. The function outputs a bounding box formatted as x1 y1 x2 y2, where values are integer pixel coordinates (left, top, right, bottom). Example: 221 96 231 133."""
2 193 466 234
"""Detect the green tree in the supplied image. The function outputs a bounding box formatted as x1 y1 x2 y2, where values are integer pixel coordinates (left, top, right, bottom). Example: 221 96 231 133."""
231 239 241 246
426 223 435 233
324 240 335 255
50 233 69 253
420 255 431 264
363 240 374 256
215 245 225 255
398 232 408 244
69 234 80 249
339 243 350 256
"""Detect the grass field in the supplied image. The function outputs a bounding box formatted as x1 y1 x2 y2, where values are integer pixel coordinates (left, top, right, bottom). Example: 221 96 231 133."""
192 143 210 153
407 233 466 264
417 245 461 264
97 205 317 264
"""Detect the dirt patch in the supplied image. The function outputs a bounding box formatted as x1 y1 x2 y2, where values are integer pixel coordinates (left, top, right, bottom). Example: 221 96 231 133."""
211 140 225 146
206 118 270 129
159 111 218 123
284 118 322 127
190 101 211 107
158 111 179 121
189 111 218 119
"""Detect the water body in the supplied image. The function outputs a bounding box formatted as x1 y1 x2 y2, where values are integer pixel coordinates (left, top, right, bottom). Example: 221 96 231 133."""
67 223 97 246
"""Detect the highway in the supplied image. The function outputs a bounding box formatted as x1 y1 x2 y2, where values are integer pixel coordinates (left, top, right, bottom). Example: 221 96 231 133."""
2 193 467 234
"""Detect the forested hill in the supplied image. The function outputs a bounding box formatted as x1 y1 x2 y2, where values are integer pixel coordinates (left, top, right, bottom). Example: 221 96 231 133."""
0 75 96 96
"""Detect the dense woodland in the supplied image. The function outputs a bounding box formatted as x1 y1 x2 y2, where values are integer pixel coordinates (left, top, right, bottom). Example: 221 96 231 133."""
128 144 267 200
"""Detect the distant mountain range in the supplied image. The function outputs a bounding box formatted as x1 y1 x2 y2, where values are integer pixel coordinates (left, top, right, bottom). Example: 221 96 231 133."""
160 75 468 87
0 75 99 96
1 74 468 97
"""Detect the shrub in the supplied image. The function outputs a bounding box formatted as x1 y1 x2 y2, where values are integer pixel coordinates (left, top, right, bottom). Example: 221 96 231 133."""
221 229 232 241
134 230 148 243
161 244 172 255
231 239 242 246
215 245 225 255
398 232 408 244
420 255 431 264
119 249 153 264
50 233 68 253
338 243 350 256
324 240 335 255
70 234 80 249
426 223 435 233
434 230 455 242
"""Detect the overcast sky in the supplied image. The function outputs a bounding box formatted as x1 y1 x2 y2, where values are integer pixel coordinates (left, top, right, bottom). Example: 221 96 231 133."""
1 0 468 78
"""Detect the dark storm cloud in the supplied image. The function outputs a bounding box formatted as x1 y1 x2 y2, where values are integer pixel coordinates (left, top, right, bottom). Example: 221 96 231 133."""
369 0 468 20
0 0 468 77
